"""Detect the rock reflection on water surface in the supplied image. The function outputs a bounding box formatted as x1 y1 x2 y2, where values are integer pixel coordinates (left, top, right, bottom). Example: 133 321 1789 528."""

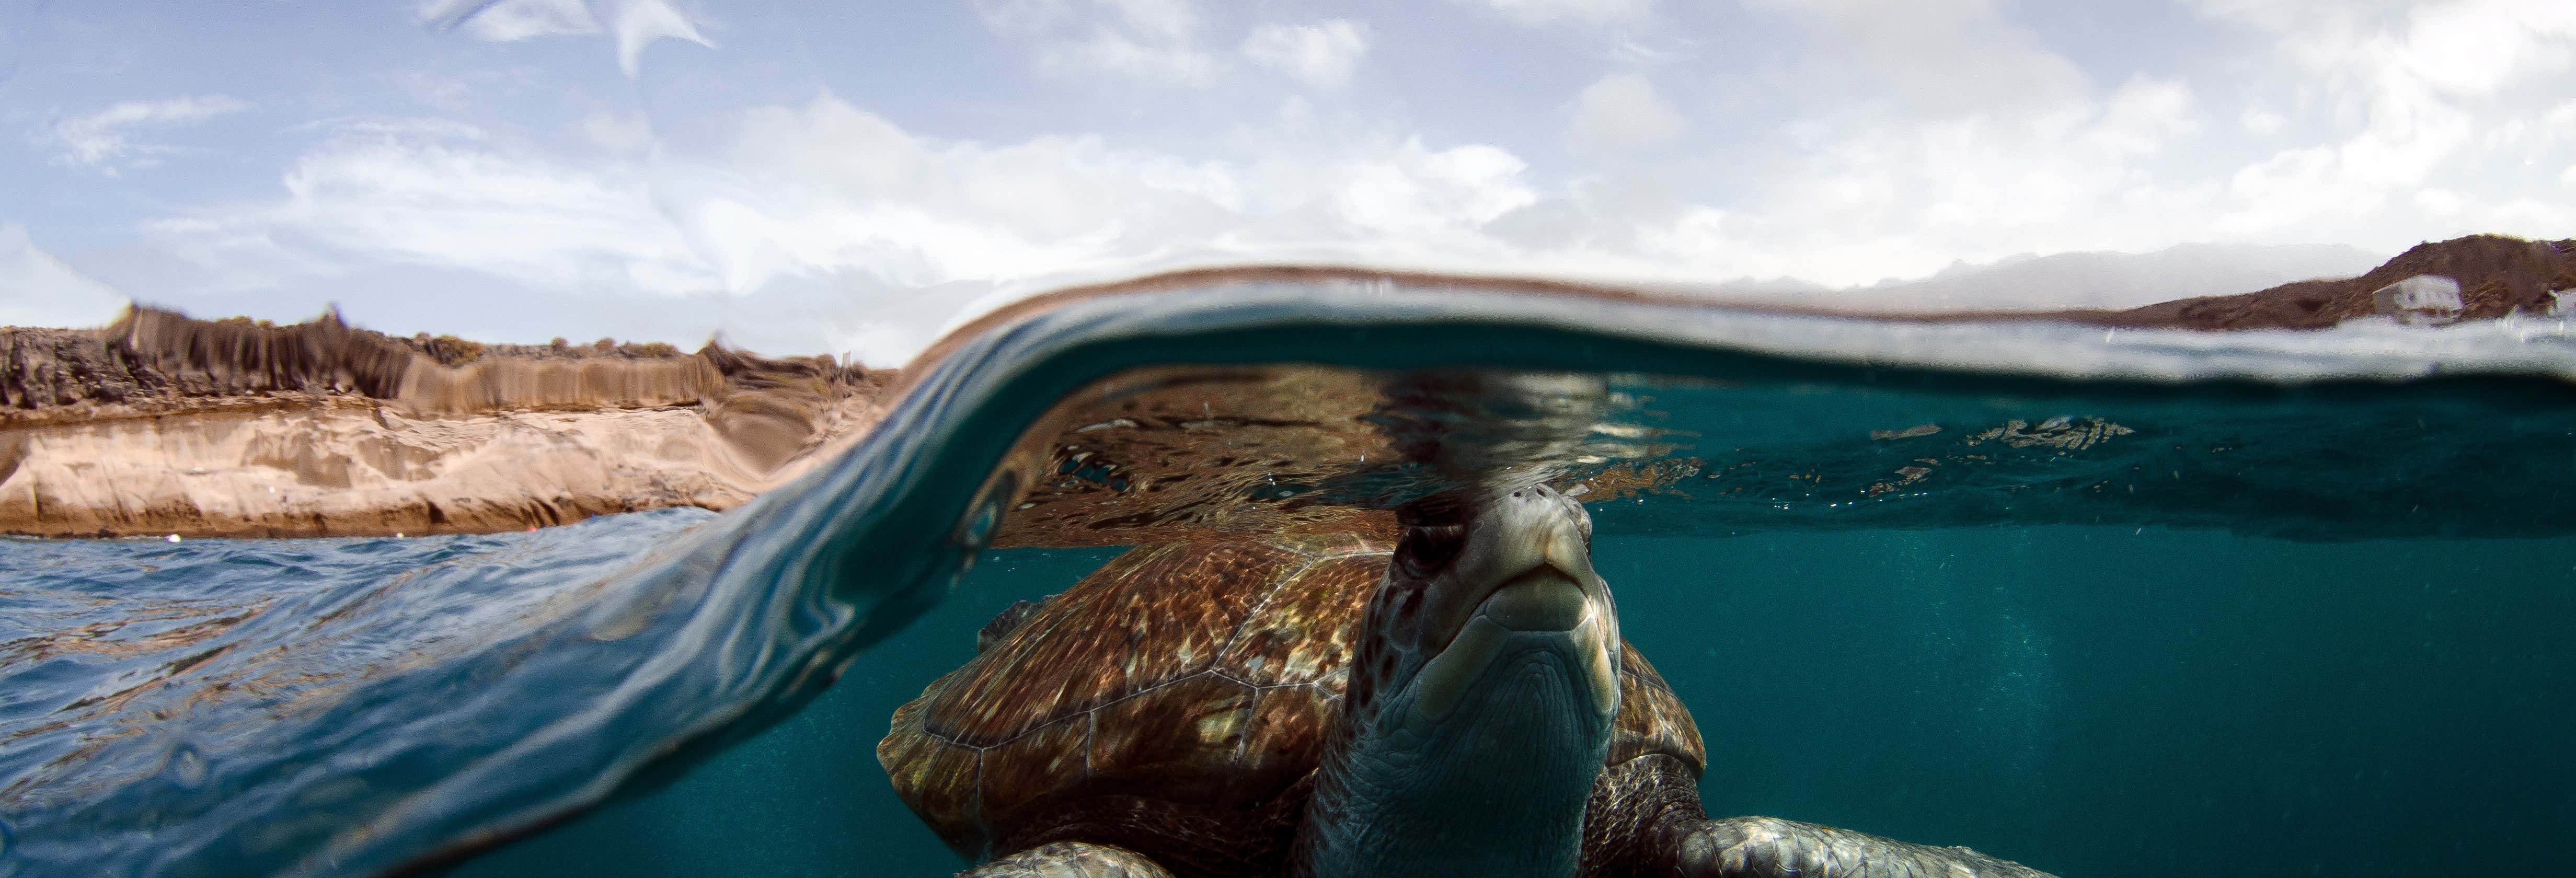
976 364 2576 547
982 366 1673 548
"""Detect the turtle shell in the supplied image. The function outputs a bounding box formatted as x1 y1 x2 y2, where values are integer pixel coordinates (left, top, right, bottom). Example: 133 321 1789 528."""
878 532 1705 870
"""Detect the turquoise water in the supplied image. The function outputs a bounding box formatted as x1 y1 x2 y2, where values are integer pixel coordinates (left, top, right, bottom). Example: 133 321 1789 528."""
4 282 2573 876
457 528 2575 877
450 546 1121 878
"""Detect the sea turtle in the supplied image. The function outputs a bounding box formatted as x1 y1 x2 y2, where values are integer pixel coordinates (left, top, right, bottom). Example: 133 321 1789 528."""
881 486 2057 877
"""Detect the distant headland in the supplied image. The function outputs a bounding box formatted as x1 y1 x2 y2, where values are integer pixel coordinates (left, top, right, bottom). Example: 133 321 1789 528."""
1966 234 2573 329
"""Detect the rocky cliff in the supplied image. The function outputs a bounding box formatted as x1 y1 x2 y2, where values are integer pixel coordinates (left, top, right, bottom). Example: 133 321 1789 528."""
0 308 892 538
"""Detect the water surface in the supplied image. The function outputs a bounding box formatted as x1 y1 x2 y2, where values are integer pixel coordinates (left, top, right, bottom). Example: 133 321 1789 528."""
3 279 2572 876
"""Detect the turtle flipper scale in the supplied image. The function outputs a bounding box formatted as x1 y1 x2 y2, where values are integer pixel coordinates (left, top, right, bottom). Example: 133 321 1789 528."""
959 841 1175 878
1675 816 2060 878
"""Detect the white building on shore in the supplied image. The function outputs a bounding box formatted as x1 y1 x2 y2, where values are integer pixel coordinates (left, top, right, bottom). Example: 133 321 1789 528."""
2371 275 2463 325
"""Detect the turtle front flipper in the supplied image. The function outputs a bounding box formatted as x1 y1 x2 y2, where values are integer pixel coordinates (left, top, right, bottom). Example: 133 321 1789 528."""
1580 756 2058 878
1674 817 2058 878
962 841 1175 878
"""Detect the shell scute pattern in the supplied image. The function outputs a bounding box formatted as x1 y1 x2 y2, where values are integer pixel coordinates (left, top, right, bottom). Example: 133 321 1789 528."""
924 540 1289 746
981 717 1092 820
880 531 1705 862
879 696 987 853
1609 644 1705 772
886 533 1388 854
1083 674 1259 804
1210 553 1381 688
1234 687 1335 804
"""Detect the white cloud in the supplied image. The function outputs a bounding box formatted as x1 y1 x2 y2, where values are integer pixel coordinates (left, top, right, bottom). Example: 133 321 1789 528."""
1331 140 1536 236
146 92 1564 358
2479 198 2574 233
79 0 2576 360
291 116 490 141
2180 0 2413 34
2414 187 2465 217
153 125 714 296
1457 0 1653 29
1098 0 1199 42
981 0 1222 87
420 0 714 76
1038 29 1221 86
2189 0 2570 242
836 321 926 370
2086 76 2200 156
1568 73 1685 153
2546 100 2576 133
596 0 717 77
1676 86 2223 285
0 225 131 329
1549 0 2558 264
715 96 1226 286
2240 106 2289 135
1593 0 2226 284
1241 20 1370 89
1740 0 2089 116
136 61 2363 356
2386 0 2576 98
712 99 1543 283
2217 147 2374 236
149 59 2314 344
41 95 248 175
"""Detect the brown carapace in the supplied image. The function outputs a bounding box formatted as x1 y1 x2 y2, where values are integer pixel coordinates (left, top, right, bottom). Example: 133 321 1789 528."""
878 533 1704 876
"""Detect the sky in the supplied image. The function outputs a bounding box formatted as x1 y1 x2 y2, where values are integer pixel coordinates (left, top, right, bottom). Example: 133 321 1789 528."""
1 0 2571 363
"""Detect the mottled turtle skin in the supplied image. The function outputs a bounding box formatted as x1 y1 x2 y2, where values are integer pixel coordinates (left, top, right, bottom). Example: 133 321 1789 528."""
879 532 1704 876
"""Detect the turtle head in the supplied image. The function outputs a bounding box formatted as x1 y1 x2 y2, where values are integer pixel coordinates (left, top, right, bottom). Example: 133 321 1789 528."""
1295 484 1620 875
1347 483 1620 742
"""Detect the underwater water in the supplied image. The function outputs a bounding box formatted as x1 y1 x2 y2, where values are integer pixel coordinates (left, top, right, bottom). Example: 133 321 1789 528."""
452 527 2576 878
3 281 2573 876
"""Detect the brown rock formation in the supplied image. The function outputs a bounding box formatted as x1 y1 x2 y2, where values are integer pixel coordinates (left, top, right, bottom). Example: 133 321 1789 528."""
2054 235 2575 330
0 308 893 538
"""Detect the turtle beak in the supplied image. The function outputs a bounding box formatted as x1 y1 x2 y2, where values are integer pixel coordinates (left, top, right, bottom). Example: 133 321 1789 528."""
1417 487 1607 645
1476 517 1600 632
1405 487 1619 726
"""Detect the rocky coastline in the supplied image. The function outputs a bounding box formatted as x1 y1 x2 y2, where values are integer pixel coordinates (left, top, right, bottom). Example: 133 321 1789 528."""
5 234 2567 539
0 308 892 538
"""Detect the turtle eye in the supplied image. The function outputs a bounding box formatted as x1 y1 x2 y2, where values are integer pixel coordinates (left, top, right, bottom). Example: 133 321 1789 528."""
1395 524 1466 577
